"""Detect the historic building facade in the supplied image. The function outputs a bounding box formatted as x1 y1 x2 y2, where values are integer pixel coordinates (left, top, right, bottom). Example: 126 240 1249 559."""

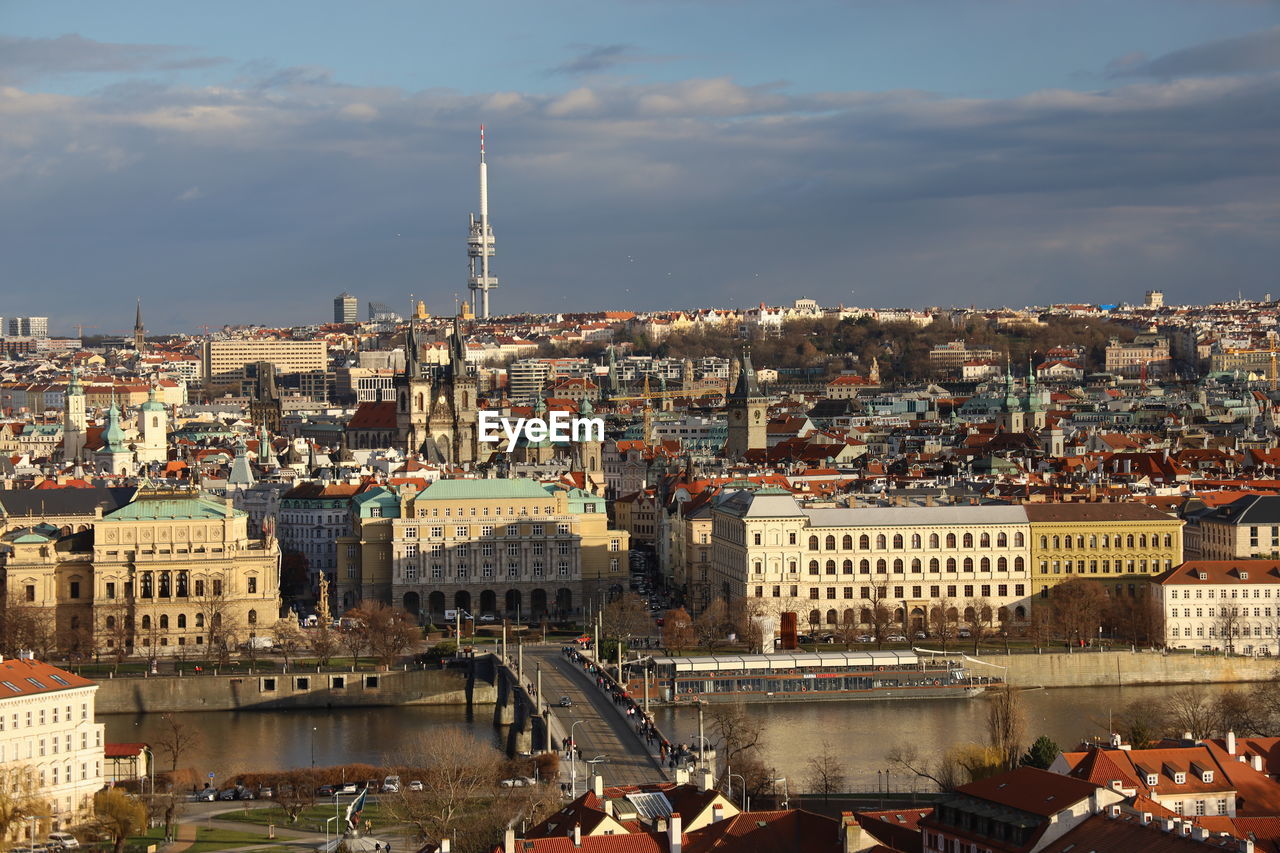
1154 560 1280 654
0 489 281 656
711 489 1033 636
338 479 629 623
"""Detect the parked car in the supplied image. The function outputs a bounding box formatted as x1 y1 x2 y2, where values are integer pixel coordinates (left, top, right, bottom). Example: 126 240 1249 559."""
193 788 217 801
887 634 907 643
855 635 873 643
499 777 534 788
217 788 239 800
316 784 336 797
558 696 573 707
48 833 80 850
408 780 424 792
914 631 927 640
957 629 972 638
257 786 274 799
236 787 256 800
478 614 497 623
382 775 401 793
338 783 358 795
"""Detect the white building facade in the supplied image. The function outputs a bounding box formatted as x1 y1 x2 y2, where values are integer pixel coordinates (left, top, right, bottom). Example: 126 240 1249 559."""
1154 560 1280 654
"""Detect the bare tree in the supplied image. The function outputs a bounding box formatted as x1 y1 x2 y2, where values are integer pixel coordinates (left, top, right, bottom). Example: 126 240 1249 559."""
1216 604 1242 655
694 598 731 652
310 623 338 665
98 598 133 671
1167 686 1223 740
929 598 956 651
1049 579 1107 646
270 769 317 825
195 577 240 665
271 620 306 668
339 612 371 667
0 765 47 842
1110 699 1168 749
707 703 764 775
153 713 203 773
0 597 57 658
662 607 696 654
352 601 419 667
869 585 894 647
803 741 846 802
986 685 1026 770
730 599 765 654
601 593 652 649
94 788 147 853
380 729 505 853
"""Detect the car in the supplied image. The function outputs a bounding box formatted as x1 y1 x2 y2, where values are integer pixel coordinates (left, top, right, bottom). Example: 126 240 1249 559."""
193 788 217 801
217 788 239 800
500 777 530 788
48 834 80 850
478 614 497 623
957 629 972 638
257 786 274 799
316 784 336 797
855 635 873 643
558 696 573 707
914 631 927 640
797 634 815 644
408 780 424 792
382 775 401 793
338 783 358 795
887 634 907 642
237 787 256 800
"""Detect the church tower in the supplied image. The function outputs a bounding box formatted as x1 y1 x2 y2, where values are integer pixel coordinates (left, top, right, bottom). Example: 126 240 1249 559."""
136 385 168 465
94 393 135 476
134 298 146 353
447 315 480 464
397 320 432 454
62 369 87 461
725 348 767 457
996 361 1025 433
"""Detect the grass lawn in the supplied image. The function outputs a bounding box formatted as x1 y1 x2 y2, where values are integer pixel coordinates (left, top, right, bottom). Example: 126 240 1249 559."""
217 803 387 832
125 826 279 852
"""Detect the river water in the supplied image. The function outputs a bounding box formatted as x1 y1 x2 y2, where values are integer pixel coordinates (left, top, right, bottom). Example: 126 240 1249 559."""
103 683 1239 789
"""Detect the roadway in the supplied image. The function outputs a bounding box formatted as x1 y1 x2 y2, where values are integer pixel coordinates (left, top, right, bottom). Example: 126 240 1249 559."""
523 645 665 792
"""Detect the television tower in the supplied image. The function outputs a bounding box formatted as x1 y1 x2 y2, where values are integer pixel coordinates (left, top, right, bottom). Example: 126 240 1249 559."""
467 125 498 318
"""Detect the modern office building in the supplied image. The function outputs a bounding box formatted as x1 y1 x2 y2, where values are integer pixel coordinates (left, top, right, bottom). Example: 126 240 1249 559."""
333 293 358 324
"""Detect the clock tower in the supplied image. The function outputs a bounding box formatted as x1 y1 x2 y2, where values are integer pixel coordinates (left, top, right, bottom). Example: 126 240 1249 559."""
725 348 767 457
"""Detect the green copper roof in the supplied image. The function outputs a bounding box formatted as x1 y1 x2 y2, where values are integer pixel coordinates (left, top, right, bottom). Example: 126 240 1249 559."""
103 492 244 521
415 479 554 501
564 487 604 514
353 486 401 518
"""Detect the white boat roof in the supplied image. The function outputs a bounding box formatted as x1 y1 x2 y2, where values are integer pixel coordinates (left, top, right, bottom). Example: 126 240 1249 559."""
648 649 920 673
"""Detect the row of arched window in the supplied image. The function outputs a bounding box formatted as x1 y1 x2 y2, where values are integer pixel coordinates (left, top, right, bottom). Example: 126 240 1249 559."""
1039 533 1173 550
103 610 254 630
808 532 1025 551
798 557 1025 575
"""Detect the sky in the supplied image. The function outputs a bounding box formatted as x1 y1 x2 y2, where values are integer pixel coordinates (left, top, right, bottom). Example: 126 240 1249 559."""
2 1 1279 333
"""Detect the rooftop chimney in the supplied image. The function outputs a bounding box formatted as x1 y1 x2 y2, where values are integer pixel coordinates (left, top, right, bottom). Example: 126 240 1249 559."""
593 774 604 797
669 813 683 853
1142 812 1153 825
440 840 451 853
699 768 715 792
1240 839 1256 853
712 804 725 823
573 823 581 847
1252 754 1264 773
1192 826 1210 841
503 828 514 853
1228 731 1237 755
675 768 690 785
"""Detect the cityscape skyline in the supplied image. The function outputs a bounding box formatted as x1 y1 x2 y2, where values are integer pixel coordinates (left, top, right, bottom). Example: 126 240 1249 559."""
3 3 1278 329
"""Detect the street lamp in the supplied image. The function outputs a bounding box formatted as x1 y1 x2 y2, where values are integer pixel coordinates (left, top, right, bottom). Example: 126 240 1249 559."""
311 726 318 767
689 734 712 770
726 772 745 810
772 777 788 809
569 720 585 797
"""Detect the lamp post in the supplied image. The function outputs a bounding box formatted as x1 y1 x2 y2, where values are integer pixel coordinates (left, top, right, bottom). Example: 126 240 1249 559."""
689 734 712 771
772 777 788 810
569 720 585 797
311 726 318 767
727 772 745 810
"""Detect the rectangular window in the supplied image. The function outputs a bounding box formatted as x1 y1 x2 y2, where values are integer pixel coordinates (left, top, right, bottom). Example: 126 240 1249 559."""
105 582 115 599
404 526 418 539
247 577 257 594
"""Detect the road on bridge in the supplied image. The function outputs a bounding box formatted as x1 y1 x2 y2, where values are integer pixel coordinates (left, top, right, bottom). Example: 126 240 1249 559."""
523 645 665 792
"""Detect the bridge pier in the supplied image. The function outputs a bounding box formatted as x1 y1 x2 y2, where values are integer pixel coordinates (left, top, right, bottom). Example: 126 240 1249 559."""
493 669 516 727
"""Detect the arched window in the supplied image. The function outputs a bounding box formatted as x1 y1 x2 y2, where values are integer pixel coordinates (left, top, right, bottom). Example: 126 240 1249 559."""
826 609 838 625
876 534 887 550
1139 534 1148 549
997 557 1008 571
910 533 921 549
196 613 205 628
859 559 871 574
140 573 153 598
979 533 990 548
808 610 821 629
808 536 819 551
893 559 904 573
1163 533 1172 548
929 533 940 549
1101 534 1110 548
876 559 887 574
808 560 820 575
1014 557 1024 572
105 616 116 629
842 535 854 550
929 558 940 573
892 534 904 549
159 615 169 629
1127 535 1135 549
1052 535 1061 549
996 532 1007 547
946 533 957 548
248 609 258 625
1040 536 1049 549
946 557 957 572
825 535 836 551
159 572 171 597
178 614 187 628
962 533 974 548
963 557 974 572
825 560 836 575
842 560 853 574
979 557 989 571
141 615 151 630
1015 606 1026 620
177 571 188 597
911 558 922 573
860 534 871 550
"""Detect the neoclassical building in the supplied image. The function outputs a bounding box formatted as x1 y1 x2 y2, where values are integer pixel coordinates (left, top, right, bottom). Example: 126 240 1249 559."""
711 488 1034 635
338 478 629 623
0 488 281 656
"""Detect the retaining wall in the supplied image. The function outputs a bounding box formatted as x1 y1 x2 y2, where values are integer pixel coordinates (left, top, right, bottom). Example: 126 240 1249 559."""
994 650 1278 689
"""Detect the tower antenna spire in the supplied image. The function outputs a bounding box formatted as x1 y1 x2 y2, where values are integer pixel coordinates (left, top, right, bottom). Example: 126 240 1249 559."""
467 125 497 319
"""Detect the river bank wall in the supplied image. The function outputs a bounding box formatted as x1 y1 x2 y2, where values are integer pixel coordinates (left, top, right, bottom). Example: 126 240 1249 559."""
93 665 497 714
995 650 1277 689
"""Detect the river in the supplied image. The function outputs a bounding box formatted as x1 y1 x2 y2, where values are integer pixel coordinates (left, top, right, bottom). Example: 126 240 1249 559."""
103 683 1240 789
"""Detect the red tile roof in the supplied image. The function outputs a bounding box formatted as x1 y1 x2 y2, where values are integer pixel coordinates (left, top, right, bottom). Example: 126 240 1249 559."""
0 657 95 697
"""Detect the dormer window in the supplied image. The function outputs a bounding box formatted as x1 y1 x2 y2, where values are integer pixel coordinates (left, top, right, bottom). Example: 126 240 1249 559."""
1240 572 1249 580
1198 572 1208 580
1202 771 1213 783
1174 772 1186 784
1147 774 1159 786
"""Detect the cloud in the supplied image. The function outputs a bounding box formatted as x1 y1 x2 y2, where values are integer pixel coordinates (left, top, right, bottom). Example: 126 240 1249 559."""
1109 26 1280 78
0 33 227 83
0 61 1277 327
547 43 673 76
